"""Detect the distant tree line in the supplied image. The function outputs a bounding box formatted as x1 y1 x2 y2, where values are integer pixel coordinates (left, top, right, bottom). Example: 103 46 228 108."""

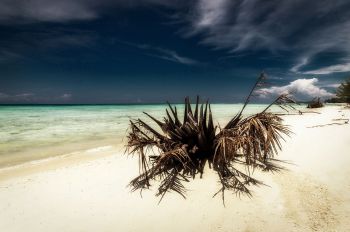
325 78 350 103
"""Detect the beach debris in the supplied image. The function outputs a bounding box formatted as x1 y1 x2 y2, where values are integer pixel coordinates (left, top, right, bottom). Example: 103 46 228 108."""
126 73 294 203
307 97 324 108
307 118 349 128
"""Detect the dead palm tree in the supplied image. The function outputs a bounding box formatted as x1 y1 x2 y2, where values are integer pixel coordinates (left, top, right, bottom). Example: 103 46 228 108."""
126 73 294 203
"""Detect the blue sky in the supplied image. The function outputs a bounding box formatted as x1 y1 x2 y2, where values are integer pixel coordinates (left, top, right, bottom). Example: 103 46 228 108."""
1 0 350 104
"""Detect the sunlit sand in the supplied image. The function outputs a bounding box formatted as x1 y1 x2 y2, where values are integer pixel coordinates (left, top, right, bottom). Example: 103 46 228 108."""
0 105 349 231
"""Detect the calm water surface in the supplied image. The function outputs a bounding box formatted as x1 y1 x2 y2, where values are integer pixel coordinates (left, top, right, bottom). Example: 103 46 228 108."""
0 104 298 167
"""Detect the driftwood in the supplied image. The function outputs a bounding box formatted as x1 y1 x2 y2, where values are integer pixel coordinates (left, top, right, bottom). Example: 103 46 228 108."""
126 73 295 203
307 97 324 108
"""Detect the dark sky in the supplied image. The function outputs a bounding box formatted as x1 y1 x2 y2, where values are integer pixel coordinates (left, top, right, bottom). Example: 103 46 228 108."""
1 0 350 104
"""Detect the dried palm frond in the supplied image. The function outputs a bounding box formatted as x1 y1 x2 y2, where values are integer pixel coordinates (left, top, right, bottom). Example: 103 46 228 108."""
126 72 293 203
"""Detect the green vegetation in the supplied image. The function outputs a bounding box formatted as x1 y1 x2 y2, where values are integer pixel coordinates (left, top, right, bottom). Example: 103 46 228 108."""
326 78 350 103
336 79 350 103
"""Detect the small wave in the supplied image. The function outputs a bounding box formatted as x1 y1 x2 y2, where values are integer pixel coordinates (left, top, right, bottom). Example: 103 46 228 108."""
85 146 113 153
0 145 115 172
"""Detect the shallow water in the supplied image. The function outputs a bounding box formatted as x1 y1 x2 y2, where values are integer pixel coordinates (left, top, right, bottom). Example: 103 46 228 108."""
0 104 300 167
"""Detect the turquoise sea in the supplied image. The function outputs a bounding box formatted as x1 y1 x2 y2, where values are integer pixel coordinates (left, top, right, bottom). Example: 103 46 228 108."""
0 104 299 167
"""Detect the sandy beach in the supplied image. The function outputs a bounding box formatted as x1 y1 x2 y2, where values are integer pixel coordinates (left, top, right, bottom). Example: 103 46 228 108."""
0 105 349 232
2 1 350 231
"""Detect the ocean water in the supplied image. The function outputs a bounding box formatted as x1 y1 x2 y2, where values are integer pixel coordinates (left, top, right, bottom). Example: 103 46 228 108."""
0 104 297 167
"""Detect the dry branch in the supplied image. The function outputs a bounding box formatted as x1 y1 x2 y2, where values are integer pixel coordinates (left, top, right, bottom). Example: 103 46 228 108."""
126 72 293 203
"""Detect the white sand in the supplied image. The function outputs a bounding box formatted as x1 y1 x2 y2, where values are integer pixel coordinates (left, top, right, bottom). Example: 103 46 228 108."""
0 105 349 232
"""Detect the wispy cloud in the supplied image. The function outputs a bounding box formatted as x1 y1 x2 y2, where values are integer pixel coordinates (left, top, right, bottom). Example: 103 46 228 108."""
0 29 97 64
0 0 97 23
42 34 96 48
290 20 350 73
176 0 350 73
0 50 22 63
2 0 350 76
0 92 74 103
194 0 228 30
302 62 350 75
290 57 309 73
0 92 35 102
0 92 9 99
60 93 72 100
182 0 288 51
322 83 341 88
0 0 185 24
120 41 201 65
256 78 335 100
147 47 200 65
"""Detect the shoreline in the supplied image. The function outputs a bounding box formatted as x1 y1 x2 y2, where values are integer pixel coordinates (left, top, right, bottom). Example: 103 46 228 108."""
0 104 348 183
0 144 123 182
0 137 124 169
0 103 339 170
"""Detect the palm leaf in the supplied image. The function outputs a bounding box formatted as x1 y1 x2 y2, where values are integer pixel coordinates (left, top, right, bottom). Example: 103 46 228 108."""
126 73 294 203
